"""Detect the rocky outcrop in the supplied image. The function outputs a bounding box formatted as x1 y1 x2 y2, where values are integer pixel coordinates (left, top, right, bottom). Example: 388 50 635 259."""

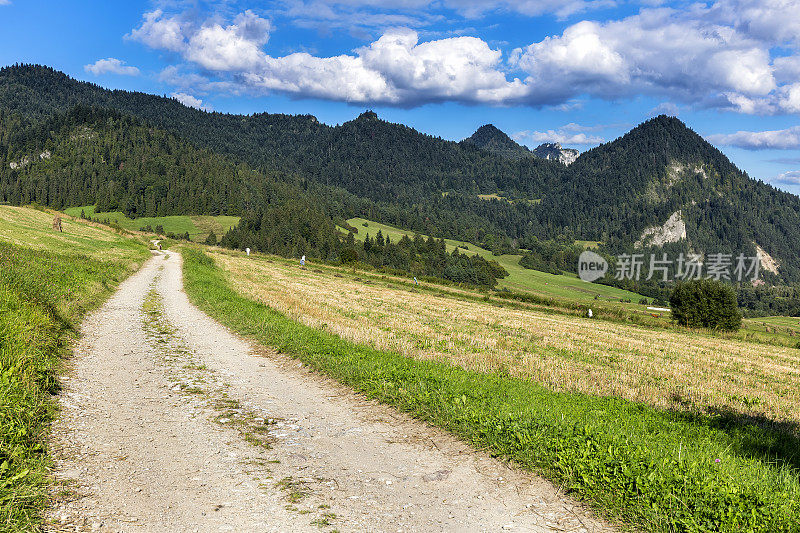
635 210 687 247
8 151 51 170
755 243 779 274
532 143 579 165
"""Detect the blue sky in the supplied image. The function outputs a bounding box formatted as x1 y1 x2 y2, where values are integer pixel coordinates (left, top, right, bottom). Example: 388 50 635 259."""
1 0 799 193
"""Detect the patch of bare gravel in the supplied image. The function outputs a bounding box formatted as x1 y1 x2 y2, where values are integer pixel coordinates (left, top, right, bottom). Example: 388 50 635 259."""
48 250 615 532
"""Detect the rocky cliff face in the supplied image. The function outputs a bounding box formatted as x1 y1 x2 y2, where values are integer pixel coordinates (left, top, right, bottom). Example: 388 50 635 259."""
635 210 687 248
532 143 579 165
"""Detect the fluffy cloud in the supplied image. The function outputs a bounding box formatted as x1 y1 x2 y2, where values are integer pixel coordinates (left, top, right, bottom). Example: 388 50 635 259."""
84 58 140 76
704 0 800 46
514 126 604 146
774 170 800 185
243 30 527 105
129 4 800 112
127 10 188 52
171 92 213 111
131 11 525 105
510 8 778 107
780 83 800 113
707 126 800 150
186 11 272 71
774 55 800 84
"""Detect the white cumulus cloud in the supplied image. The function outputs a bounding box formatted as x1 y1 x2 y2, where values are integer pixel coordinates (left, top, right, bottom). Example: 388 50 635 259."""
127 9 188 52
127 3 800 113
704 0 800 46
186 10 272 71
774 170 800 185
707 126 800 150
510 8 778 106
84 58 140 76
514 127 604 146
131 11 525 106
171 92 213 111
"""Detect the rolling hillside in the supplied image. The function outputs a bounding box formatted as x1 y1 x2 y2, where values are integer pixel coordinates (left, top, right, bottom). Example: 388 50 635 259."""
2 64 800 286
345 217 644 302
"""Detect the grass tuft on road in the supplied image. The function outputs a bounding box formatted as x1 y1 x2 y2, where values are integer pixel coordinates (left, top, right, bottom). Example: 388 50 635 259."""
0 206 147 530
182 246 800 533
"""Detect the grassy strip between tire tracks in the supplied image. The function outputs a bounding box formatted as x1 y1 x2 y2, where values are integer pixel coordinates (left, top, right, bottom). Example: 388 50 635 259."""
182 247 800 532
0 238 147 531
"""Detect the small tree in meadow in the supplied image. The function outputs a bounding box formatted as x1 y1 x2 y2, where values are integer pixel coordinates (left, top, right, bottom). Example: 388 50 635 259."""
669 279 741 331
339 247 359 264
205 231 217 245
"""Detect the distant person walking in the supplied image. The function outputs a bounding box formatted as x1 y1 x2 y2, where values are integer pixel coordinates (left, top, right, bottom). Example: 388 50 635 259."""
300 255 306 269
52 215 62 232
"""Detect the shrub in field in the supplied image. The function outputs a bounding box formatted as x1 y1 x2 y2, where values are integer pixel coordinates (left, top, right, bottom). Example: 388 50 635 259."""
339 247 359 264
670 279 742 331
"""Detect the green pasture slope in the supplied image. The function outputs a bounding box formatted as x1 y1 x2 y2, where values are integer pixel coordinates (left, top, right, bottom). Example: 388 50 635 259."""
64 206 239 243
344 217 644 303
0 206 148 530
746 316 800 329
183 246 800 532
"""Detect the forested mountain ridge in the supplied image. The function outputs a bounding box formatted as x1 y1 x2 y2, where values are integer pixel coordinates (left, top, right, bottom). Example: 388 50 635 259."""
2 64 800 283
536 116 800 280
0 105 280 216
0 63 563 246
0 65 561 200
0 104 368 264
0 103 511 286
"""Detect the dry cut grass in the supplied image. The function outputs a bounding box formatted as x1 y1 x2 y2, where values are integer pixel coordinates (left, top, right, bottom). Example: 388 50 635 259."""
214 251 800 427
0 205 144 262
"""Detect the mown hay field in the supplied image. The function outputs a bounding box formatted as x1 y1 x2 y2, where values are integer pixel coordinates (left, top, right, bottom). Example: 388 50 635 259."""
213 250 800 427
0 205 145 262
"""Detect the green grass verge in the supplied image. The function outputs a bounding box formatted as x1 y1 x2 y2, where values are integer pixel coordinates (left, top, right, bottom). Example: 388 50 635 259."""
182 247 800 533
0 234 147 529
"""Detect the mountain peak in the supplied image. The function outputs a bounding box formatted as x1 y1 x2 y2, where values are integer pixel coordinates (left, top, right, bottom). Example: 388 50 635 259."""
463 124 533 161
356 110 379 121
473 123 504 135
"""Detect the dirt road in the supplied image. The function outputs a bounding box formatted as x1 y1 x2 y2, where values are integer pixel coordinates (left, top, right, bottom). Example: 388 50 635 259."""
49 251 613 532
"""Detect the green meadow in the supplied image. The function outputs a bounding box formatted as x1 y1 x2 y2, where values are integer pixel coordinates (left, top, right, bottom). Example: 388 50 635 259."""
64 205 239 243
344 217 644 303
